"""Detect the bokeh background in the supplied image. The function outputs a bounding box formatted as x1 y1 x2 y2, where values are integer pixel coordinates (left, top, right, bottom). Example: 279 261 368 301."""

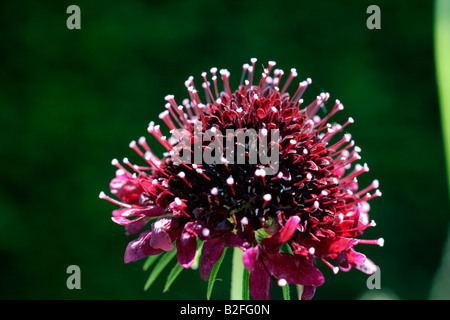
1 0 449 300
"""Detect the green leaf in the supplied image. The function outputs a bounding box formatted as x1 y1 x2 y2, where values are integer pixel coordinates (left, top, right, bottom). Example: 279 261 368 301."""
190 239 203 270
207 247 227 300
242 267 250 300
255 228 269 244
144 248 177 291
143 254 160 271
230 247 244 300
163 262 184 293
282 283 291 300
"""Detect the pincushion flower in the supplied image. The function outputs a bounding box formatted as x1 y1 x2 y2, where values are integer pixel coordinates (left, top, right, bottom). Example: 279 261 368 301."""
100 58 383 300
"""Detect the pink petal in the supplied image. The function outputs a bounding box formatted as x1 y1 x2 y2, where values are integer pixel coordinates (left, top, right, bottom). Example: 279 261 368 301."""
278 216 300 243
242 247 259 271
111 215 146 226
355 258 377 274
121 206 166 218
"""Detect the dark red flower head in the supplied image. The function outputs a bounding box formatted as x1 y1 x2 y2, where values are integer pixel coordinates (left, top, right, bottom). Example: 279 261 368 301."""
100 58 383 299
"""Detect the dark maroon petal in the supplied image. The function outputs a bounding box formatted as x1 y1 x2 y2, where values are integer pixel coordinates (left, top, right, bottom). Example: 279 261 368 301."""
199 237 226 281
125 219 148 235
301 285 316 300
151 219 174 251
265 252 324 286
248 260 271 300
223 231 246 248
176 231 198 268
124 230 163 263
199 231 244 281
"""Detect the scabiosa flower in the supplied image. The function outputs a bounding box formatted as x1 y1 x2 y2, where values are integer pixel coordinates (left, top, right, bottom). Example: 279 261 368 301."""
100 58 383 300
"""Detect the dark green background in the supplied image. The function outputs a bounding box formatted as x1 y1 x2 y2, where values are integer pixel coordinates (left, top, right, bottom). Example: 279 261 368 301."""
0 0 448 300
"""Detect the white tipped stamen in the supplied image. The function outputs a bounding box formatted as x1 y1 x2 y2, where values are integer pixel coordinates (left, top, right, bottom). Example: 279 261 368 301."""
372 179 380 188
202 228 210 237
277 279 287 287
227 176 235 195
314 201 320 209
261 128 268 137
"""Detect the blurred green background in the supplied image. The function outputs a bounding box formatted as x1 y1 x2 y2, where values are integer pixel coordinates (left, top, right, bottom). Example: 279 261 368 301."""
0 0 449 300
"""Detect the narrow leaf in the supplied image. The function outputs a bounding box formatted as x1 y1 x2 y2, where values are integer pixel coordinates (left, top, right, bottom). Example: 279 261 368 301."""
144 249 177 291
231 247 244 300
242 267 250 300
282 283 291 300
163 262 184 292
190 239 203 270
207 247 227 300
143 254 160 271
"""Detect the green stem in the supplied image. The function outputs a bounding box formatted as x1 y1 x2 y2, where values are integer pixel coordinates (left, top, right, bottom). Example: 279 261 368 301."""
242 266 250 300
429 0 450 299
282 283 291 300
435 0 450 198
231 247 245 300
